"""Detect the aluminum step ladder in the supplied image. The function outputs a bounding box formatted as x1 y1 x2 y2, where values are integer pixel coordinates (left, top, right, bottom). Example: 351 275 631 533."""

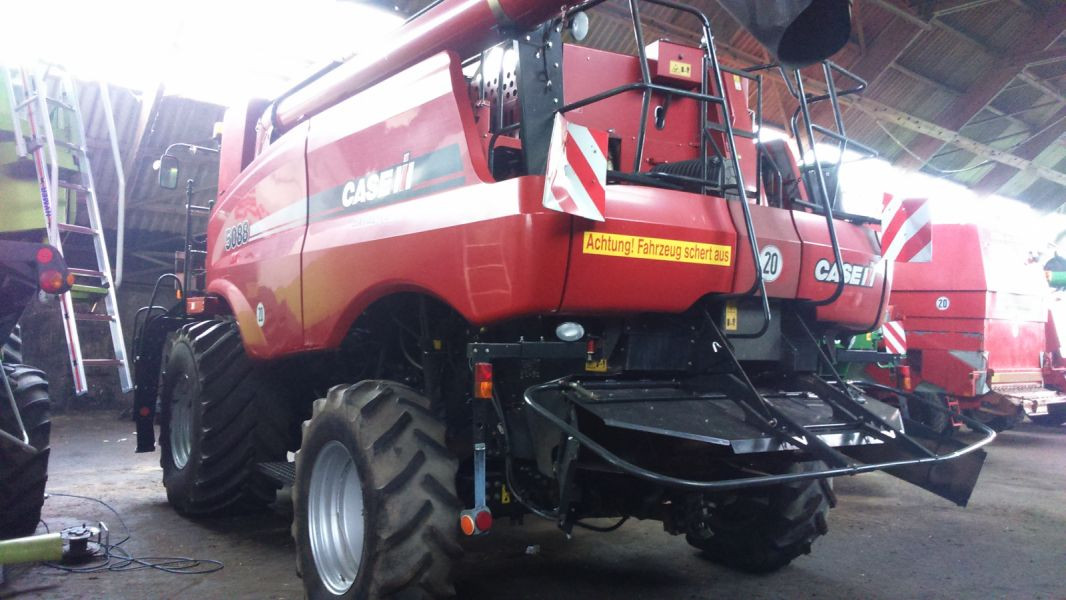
4 64 132 395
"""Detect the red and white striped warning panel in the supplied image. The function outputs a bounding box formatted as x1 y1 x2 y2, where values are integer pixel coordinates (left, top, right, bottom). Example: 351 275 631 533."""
881 320 907 356
880 193 932 263
542 113 608 222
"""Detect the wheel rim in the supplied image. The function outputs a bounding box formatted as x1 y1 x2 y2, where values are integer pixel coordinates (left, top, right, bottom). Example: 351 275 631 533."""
309 440 365 596
169 374 193 469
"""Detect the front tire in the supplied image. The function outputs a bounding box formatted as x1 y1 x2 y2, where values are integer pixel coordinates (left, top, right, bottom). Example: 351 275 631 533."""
293 381 460 599
685 461 833 573
0 363 51 539
159 320 293 516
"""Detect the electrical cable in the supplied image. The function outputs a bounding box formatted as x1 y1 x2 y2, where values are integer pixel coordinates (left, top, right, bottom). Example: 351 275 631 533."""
488 389 559 521
489 387 629 532
574 516 629 532
39 492 224 575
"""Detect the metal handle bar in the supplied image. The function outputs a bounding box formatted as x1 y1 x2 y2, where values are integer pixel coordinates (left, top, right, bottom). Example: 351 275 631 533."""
523 378 996 492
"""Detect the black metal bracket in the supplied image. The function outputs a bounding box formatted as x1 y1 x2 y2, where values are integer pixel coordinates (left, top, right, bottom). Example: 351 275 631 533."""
516 21 564 175
467 341 587 361
521 376 995 495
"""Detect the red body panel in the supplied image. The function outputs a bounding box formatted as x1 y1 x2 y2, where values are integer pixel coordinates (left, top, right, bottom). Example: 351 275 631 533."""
560 185 737 314
207 121 309 359
879 224 1056 404
792 211 888 330
274 0 568 131
730 203 803 300
562 44 757 192
207 44 888 360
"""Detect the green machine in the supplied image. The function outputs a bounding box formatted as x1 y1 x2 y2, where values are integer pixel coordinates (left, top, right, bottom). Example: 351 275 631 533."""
0 68 78 235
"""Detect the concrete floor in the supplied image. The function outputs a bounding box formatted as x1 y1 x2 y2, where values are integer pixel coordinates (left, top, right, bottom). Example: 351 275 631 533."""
2 412 1065 599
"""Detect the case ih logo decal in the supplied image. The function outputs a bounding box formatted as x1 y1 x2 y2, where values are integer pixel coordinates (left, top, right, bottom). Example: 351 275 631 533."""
309 144 465 223
341 153 415 207
582 232 732 266
813 258 875 287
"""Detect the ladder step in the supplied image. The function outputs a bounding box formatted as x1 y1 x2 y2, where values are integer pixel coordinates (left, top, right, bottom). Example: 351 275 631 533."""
68 267 104 278
54 139 85 153
13 94 38 111
70 283 108 296
44 97 75 112
57 223 96 236
57 180 89 193
74 312 114 322
82 358 124 368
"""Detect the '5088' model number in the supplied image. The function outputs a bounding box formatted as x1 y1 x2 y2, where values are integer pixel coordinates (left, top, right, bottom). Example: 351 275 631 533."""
224 220 250 251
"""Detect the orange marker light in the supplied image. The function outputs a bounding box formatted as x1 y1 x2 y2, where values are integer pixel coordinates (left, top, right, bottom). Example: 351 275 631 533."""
39 270 64 293
460 514 476 536
187 296 205 315
474 362 493 399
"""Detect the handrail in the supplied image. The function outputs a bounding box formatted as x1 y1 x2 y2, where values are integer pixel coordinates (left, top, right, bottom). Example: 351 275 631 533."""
561 0 772 339
99 82 125 287
521 377 996 493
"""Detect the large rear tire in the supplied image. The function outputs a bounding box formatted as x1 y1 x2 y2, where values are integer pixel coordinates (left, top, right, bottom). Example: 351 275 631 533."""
907 392 954 435
159 320 294 516
685 461 833 573
0 363 51 539
293 381 461 599
2 324 23 365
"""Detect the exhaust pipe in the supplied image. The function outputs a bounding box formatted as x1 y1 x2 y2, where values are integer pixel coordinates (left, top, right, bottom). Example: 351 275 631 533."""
716 0 853 69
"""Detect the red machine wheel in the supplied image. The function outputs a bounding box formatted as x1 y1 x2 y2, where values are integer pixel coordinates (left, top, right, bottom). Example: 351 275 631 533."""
293 380 460 599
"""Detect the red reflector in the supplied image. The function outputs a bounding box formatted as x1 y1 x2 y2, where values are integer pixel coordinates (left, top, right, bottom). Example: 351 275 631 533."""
474 509 493 532
36 247 54 264
460 514 476 536
187 297 205 315
474 362 493 399
139 406 151 417
39 270 64 293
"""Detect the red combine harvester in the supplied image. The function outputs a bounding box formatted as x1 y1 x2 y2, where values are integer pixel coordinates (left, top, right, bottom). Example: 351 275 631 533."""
133 0 993 597
864 223 1066 431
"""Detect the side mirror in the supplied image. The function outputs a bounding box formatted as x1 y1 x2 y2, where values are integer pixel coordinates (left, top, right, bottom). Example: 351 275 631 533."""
158 154 180 190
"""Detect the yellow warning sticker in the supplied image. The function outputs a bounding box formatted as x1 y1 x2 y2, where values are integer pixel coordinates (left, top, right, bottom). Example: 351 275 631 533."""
669 60 692 77
733 74 743 90
582 232 732 266
725 301 739 331
585 358 608 373
500 485 511 504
